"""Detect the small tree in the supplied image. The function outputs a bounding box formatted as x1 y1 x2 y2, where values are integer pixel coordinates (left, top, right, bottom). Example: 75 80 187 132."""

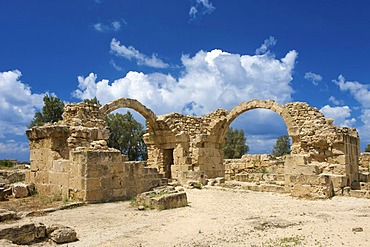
106 111 147 161
223 127 250 159
271 135 291 157
0 160 15 168
28 94 64 128
83 97 101 106
365 144 370 152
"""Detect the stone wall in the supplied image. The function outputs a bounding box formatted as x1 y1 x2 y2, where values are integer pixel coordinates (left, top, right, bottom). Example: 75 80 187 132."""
359 153 370 171
69 149 164 202
26 103 165 202
0 170 26 185
26 98 363 200
224 154 285 180
101 98 361 185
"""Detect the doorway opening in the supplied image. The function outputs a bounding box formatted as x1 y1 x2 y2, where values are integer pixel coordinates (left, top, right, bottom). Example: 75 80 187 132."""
163 149 174 179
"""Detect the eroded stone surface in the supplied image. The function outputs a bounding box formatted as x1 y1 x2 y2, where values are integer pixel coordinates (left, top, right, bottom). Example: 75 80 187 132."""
136 187 188 210
12 182 29 198
49 226 77 244
26 98 365 201
0 222 76 245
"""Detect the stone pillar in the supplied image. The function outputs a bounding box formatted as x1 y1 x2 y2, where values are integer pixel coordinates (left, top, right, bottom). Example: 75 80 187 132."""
26 126 70 195
284 155 334 199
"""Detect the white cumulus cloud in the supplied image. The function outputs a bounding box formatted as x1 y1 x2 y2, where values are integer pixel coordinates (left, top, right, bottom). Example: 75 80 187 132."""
110 38 169 69
0 70 46 160
304 72 323 86
189 0 215 20
319 105 356 127
255 36 277 55
0 70 44 136
334 75 370 108
332 75 370 149
74 46 297 116
328 96 342 105
93 20 125 32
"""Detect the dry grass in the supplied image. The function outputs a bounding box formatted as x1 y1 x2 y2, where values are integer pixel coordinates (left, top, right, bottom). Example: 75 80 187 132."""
0 193 66 213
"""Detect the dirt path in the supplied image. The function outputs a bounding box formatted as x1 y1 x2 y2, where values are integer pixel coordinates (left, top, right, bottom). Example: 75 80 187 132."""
11 187 370 246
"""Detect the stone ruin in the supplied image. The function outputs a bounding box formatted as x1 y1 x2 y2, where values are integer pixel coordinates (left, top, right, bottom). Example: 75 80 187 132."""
26 98 370 201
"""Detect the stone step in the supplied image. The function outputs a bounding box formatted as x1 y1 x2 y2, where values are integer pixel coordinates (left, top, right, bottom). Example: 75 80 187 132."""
235 173 285 183
224 181 286 194
346 189 370 199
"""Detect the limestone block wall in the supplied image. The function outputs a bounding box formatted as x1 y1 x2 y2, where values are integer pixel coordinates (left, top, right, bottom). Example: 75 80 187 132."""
147 112 225 181
26 126 70 195
359 152 370 171
224 154 285 180
26 98 363 200
26 102 165 202
358 153 370 183
102 98 361 192
284 155 335 199
69 149 164 202
282 102 360 179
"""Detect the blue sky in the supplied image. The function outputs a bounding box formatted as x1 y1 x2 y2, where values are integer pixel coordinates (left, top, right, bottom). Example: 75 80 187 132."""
1 0 370 161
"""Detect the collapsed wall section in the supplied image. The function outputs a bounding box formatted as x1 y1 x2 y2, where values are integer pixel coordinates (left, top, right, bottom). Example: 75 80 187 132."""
26 102 165 202
224 154 285 181
26 98 362 200
69 149 164 202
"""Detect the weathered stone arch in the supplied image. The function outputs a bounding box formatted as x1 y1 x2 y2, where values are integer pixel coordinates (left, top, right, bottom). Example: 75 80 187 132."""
26 97 363 201
99 98 158 129
212 100 297 145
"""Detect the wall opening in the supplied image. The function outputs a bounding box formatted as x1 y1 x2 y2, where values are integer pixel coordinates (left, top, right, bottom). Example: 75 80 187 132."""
163 148 174 179
106 108 148 161
223 108 290 183
227 109 289 155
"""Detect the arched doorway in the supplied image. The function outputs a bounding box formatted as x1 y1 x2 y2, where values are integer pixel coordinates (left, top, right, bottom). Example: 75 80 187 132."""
212 100 297 151
99 98 176 178
99 98 158 130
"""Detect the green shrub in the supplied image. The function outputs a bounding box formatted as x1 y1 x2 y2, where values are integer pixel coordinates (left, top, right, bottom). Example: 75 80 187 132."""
0 160 15 168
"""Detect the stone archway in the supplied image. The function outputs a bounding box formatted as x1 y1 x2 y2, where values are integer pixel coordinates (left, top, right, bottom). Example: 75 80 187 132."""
26 98 361 200
213 99 297 150
99 98 173 173
99 98 158 130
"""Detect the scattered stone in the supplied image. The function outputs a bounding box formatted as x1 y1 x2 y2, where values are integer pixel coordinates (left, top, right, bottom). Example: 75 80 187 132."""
49 226 77 244
0 187 12 201
215 177 225 185
34 222 46 239
188 181 202 189
137 187 188 210
12 182 29 198
207 179 216 186
46 224 65 236
175 186 184 192
138 205 145 211
0 209 17 222
0 222 77 245
0 223 36 245
352 227 363 233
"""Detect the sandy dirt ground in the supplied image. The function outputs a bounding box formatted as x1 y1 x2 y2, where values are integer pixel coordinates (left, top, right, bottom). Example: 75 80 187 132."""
6 187 370 246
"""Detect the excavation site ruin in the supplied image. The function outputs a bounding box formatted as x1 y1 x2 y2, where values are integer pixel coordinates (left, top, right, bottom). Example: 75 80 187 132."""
25 98 369 201
1 98 370 246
